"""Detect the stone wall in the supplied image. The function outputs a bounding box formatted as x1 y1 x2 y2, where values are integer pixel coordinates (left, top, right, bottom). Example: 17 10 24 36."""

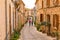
36 7 60 33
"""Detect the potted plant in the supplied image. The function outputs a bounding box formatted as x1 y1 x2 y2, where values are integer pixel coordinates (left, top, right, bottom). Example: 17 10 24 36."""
39 21 51 34
53 31 59 40
34 21 41 31
10 29 20 40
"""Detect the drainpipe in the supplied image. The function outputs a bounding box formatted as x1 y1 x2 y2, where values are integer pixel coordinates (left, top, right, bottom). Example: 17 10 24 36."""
5 0 8 40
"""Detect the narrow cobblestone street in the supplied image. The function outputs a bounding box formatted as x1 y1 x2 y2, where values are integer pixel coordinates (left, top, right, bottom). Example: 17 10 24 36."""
18 22 56 40
1 0 60 40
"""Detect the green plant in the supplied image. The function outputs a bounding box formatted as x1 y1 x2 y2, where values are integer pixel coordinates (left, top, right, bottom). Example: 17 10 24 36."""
34 21 36 25
18 22 25 32
55 32 59 40
10 20 26 40
40 21 51 26
51 31 59 37
36 24 40 31
40 21 51 33
19 24 24 31
34 21 51 33
34 22 41 31
10 30 20 40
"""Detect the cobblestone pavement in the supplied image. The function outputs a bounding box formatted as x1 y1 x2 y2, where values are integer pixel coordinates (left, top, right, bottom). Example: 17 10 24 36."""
18 22 56 40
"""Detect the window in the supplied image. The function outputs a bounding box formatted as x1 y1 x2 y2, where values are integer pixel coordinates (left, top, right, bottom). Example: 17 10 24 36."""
53 0 59 6
47 14 50 22
40 14 43 22
53 14 59 29
42 0 43 8
47 0 50 7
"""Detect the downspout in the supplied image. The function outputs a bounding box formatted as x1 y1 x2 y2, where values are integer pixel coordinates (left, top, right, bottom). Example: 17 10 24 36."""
5 0 8 40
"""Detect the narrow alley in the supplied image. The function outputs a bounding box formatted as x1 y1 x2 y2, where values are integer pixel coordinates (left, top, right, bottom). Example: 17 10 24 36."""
18 22 56 40
0 0 60 40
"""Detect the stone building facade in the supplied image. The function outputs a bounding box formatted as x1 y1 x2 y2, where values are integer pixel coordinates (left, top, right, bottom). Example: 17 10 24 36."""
0 0 15 40
0 0 25 40
17 0 26 25
35 0 60 34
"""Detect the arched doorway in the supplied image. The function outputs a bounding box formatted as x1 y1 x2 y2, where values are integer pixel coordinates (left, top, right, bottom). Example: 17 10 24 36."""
46 14 51 35
53 14 59 30
40 14 44 22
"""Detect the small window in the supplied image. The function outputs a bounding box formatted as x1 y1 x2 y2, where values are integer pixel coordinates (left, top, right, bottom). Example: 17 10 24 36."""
40 14 43 22
53 0 59 6
47 0 50 7
47 14 50 22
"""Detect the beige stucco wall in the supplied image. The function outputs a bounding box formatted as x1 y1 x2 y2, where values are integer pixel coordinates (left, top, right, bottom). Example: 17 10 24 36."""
0 0 15 40
36 0 60 9
6 0 15 39
0 0 6 40
18 2 25 25
36 0 42 10
0 0 26 40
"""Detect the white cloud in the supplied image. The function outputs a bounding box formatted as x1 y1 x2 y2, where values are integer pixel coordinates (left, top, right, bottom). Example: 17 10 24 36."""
22 0 36 9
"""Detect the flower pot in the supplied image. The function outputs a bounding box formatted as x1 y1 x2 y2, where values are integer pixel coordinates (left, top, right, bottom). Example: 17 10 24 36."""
40 25 45 33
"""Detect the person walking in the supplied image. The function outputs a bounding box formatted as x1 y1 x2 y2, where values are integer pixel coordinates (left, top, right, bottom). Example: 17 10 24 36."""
29 18 32 26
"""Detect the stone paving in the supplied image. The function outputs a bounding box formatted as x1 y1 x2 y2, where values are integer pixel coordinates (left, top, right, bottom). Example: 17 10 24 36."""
18 22 56 40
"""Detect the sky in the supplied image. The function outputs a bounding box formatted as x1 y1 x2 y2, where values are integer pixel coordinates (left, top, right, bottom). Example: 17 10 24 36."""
22 0 36 9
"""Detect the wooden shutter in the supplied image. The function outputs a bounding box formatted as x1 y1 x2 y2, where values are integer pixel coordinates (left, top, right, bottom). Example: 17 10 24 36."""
40 14 43 22
47 0 50 7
